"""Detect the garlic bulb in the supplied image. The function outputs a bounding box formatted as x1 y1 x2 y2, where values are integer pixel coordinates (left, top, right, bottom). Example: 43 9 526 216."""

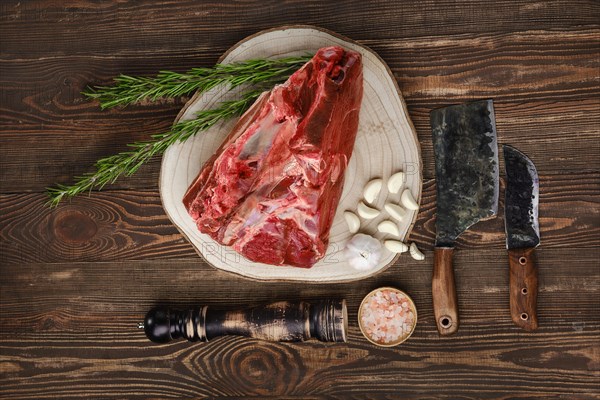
387 171 405 194
343 211 360 234
344 233 383 271
363 179 383 204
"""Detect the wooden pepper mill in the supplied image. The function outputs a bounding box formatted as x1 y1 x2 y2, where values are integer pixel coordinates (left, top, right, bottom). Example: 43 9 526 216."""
141 299 347 343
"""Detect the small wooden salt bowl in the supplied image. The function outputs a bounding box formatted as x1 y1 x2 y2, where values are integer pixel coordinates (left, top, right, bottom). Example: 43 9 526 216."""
358 287 417 347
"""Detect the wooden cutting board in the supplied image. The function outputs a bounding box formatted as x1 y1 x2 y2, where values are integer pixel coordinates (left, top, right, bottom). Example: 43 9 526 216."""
160 25 422 282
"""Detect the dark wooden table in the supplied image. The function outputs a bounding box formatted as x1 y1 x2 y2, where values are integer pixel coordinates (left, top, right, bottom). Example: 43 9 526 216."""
1 1 599 398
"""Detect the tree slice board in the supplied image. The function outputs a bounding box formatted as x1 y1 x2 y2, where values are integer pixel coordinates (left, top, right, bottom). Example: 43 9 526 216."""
160 26 422 282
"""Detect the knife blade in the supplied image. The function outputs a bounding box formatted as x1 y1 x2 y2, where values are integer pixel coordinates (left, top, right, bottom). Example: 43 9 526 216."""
430 99 499 335
503 145 540 331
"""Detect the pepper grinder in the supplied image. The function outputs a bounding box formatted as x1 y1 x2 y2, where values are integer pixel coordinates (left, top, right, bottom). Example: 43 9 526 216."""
140 299 347 343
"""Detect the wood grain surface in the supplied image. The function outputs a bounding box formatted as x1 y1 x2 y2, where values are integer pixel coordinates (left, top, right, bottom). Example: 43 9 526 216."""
1 0 599 398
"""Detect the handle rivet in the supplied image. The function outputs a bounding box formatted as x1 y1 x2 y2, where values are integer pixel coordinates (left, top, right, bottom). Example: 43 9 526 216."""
440 316 452 328
520 313 529 321
519 257 527 265
521 288 528 295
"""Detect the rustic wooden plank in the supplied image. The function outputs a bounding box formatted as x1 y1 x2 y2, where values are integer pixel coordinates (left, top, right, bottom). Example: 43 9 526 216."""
1 249 598 329
2 98 598 193
0 330 598 399
2 30 597 101
1 0 599 59
1 172 597 265
2 29 598 192
1 249 598 399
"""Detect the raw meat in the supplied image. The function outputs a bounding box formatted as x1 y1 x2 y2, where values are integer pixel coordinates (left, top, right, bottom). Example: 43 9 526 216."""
183 46 363 268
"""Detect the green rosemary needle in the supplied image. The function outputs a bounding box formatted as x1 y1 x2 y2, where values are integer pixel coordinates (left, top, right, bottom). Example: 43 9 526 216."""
46 90 263 207
83 55 311 109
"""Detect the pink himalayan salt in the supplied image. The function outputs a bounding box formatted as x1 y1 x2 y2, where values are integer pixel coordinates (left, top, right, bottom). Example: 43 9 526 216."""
360 289 416 344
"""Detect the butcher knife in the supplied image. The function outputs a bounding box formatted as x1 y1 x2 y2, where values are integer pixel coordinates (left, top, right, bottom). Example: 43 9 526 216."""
430 100 499 335
503 145 540 331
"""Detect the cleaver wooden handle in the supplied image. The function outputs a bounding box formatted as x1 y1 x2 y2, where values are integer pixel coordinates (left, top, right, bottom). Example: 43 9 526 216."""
432 247 459 335
508 248 539 331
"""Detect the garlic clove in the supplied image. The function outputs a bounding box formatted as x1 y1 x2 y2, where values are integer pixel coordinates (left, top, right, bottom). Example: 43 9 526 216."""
384 240 409 253
387 171 405 194
363 178 383 204
384 203 406 222
343 211 360 234
401 189 419 211
357 201 380 219
377 220 400 236
409 242 425 261
344 233 383 270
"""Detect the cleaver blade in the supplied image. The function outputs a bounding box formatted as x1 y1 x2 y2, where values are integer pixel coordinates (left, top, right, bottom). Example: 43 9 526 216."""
430 99 499 335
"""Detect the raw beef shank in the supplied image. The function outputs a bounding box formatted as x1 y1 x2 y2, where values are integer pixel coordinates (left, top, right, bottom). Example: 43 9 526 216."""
183 46 363 268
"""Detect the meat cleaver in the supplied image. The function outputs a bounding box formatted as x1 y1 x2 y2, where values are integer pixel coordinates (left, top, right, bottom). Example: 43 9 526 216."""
430 100 499 335
503 145 540 331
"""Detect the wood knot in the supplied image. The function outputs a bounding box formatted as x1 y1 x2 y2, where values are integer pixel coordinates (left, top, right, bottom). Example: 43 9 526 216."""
208 341 304 395
53 209 97 243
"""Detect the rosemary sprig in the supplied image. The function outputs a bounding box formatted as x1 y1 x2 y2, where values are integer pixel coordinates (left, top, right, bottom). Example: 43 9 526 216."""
83 55 311 109
46 90 263 207
48 54 313 206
